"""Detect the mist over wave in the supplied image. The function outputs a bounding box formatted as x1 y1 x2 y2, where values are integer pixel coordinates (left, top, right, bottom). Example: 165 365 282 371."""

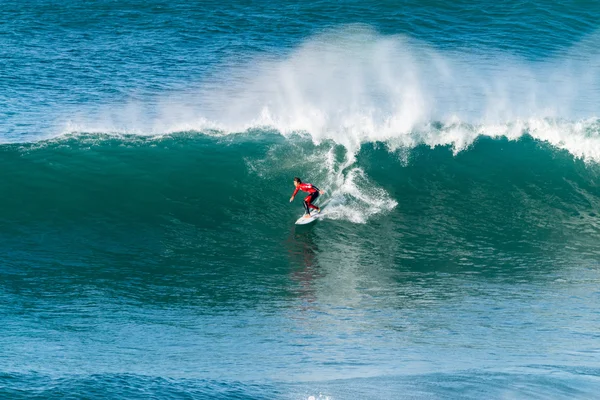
64 26 600 158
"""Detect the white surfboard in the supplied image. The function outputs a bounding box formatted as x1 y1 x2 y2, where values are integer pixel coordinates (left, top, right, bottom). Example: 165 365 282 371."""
294 198 329 225
295 211 321 225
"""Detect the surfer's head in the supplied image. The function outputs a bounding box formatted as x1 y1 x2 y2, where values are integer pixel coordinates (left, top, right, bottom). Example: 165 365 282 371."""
293 177 302 187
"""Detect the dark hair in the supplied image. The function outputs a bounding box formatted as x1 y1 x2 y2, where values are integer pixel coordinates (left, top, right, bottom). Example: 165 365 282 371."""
294 177 302 183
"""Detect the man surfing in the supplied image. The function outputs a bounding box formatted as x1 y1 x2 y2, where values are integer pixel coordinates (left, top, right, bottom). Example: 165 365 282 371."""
290 177 324 218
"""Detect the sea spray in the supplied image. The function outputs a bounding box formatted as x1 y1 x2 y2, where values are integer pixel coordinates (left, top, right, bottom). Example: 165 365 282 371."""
58 26 599 163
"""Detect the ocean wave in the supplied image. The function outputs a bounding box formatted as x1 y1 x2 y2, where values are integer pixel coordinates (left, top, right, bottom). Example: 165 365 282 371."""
1 130 600 232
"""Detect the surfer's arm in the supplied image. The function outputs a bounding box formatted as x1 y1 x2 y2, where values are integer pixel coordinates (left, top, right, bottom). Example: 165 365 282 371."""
290 187 300 202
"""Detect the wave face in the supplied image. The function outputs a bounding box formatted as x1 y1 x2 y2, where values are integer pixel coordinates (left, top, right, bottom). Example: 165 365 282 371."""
2 130 600 243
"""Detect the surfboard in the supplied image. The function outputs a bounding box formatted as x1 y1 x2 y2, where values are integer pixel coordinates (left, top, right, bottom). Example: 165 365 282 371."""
295 211 321 225
294 198 329 225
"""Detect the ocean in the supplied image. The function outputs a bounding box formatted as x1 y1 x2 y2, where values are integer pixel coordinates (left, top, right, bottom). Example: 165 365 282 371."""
2 1 600 398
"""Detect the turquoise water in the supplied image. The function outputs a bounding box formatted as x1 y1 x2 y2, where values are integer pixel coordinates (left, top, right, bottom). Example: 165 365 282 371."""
2 1 600 399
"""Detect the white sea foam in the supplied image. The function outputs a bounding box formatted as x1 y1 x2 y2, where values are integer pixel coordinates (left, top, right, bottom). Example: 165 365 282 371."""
319 167 398 224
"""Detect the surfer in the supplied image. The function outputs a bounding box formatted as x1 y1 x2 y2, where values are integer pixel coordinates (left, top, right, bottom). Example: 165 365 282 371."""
290 177 324 218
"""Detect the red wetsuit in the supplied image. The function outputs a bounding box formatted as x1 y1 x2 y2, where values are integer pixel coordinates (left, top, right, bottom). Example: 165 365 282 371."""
292 183 321 214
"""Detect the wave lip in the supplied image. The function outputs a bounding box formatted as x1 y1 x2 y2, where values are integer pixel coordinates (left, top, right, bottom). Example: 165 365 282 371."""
59 117 600 162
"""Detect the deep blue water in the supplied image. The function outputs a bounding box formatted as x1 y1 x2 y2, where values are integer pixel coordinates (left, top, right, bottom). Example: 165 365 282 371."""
2 1 600 399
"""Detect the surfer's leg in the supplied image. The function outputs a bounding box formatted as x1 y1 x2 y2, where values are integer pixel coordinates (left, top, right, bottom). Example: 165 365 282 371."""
303 199 311 215
307 192 320 211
